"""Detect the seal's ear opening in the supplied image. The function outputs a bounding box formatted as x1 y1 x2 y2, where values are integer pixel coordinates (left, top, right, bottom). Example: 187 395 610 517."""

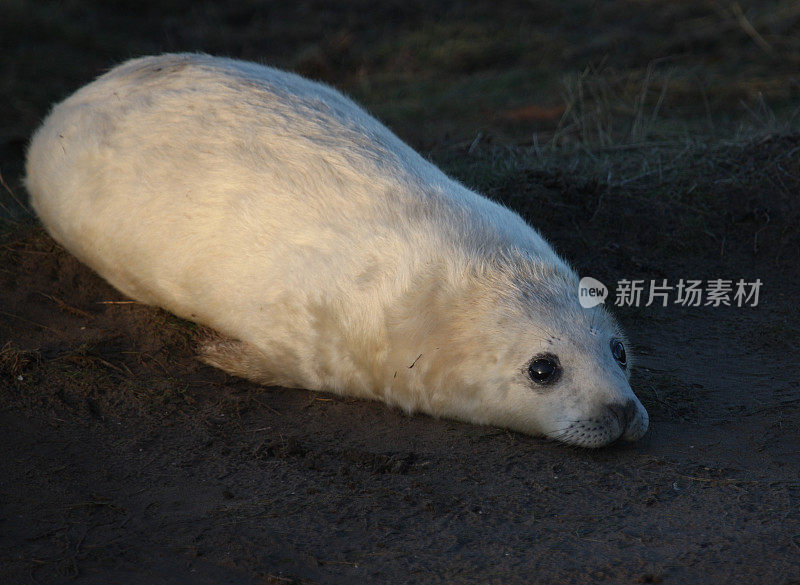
527 353 561 386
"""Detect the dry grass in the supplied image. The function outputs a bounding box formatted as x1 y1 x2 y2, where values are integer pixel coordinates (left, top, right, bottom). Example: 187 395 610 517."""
1 0 799 258
0 342 40 378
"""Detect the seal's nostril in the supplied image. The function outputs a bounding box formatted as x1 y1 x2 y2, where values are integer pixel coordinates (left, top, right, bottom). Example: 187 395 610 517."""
607 404 625 429
607 399 636 431
623 399 637 426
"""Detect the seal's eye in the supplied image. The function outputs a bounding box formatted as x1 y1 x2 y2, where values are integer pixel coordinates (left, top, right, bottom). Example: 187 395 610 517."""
528 355 560 385
611 339 627 369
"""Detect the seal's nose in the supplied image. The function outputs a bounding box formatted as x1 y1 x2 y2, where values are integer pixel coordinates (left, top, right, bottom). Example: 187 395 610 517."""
607 399 637 434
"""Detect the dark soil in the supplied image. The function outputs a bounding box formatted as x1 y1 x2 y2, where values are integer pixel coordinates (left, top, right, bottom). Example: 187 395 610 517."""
2 162 799 584
3 1 800 583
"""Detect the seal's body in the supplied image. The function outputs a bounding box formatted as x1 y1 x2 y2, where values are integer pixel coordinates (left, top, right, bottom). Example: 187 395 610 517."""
26 54 648 447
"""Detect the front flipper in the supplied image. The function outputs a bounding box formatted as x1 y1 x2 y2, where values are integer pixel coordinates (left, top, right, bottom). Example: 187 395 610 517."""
197 335 285 386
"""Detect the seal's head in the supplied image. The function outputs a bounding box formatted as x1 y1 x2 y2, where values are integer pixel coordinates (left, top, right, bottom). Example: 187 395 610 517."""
394 253 649 448
508 302 649 448
472 258 648 447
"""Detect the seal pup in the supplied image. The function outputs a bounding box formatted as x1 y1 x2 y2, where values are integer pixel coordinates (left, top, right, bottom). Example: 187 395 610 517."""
25 53 648 447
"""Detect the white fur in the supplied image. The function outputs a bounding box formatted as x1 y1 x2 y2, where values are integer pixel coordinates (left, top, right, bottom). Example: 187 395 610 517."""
26 54 648 447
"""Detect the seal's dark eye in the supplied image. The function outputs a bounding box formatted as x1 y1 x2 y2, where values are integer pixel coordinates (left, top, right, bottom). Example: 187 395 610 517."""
611 339 627 369
528 355 560 385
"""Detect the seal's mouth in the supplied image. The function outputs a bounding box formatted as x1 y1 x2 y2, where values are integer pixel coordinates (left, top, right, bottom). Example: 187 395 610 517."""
549 401 649 448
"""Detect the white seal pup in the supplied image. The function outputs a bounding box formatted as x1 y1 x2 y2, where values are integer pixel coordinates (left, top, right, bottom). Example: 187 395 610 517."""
25 53 648 448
